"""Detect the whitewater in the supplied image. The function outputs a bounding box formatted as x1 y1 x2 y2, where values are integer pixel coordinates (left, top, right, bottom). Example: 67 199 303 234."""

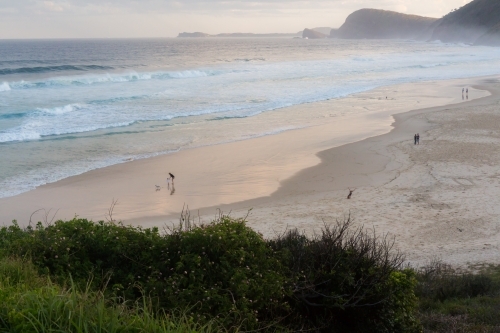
1 38 500 198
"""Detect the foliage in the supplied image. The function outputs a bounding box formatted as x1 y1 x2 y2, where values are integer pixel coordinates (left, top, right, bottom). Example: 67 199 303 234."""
416 261 500 333
268 217 421 332
160 217 289 329
0 257 220 333
0 215 430 332
0 217 288 329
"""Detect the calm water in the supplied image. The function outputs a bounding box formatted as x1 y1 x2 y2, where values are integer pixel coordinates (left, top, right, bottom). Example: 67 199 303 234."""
1 38 500 198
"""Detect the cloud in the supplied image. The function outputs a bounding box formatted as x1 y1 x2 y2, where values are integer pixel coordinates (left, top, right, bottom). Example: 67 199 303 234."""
43 1 66 12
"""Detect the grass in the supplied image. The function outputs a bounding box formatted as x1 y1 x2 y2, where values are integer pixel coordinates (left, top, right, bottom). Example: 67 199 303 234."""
416 261 500 333
2 216 500 332
0 257 223 333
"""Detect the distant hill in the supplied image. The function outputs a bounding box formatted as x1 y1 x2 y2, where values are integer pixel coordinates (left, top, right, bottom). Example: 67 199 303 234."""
332 9 438 40
302 28 328 39
475 23 500 46
311 27 333 35
215 33 300 38
178 32 211 38
177 32 301 38
178 0 500 46
431 0 500 45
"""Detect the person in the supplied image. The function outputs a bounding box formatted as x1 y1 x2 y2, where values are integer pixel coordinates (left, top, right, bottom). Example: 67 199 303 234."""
416 133 420 145
466 88 469 100
169 172 175 184
414 134 417 145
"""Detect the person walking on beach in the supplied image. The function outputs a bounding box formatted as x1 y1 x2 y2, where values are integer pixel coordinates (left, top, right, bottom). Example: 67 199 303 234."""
466 88 469 100
169 172 175 184
416 133 420 145
414 134 417 145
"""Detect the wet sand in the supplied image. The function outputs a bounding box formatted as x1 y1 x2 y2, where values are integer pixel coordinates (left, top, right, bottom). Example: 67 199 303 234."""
166 77 500 267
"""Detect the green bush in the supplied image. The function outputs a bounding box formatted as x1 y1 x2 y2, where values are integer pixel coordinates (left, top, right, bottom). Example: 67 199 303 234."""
160 217 289 329
0 257 219 333
0 217 289 330
416 262 494 302
0 215 425 332
1 218 165 298
416 262 500 332
269 218 421 332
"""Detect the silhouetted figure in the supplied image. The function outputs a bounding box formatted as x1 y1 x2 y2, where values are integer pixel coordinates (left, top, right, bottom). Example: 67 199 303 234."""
466 88 468 100
347 188 355 199
170 184 175 196
169 172 175 184
416 133 420 145
414 134 417 145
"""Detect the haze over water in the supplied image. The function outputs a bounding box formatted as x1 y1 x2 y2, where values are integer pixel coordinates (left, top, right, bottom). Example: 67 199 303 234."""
1 38 500 198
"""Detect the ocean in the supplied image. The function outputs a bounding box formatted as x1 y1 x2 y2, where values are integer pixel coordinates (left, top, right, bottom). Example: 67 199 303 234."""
1 38 500 199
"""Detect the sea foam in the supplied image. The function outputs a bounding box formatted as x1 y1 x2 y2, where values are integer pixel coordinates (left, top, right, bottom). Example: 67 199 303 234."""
37 103 84 115
7 69 225 90
0 82 10 92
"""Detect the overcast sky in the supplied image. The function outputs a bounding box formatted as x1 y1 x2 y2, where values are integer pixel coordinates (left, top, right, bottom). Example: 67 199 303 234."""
0 0 472 39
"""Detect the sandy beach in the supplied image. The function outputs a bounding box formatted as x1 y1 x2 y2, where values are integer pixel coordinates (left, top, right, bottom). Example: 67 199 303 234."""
1 76 498 266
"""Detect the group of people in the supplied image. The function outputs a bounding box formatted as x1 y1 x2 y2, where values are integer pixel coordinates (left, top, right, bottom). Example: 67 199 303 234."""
414 133 420 145
462 87 469 100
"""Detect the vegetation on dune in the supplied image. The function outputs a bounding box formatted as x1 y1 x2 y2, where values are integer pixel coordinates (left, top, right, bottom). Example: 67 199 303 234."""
416 261 500 333
0 257 219 333
1 214 499 332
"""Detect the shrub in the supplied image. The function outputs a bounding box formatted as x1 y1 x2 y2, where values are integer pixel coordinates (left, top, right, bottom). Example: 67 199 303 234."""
0 257 219 333
0 217 289 330
0 215 424 332
416 261 494 302
268 217 421 332
416 262 500 332
1 218 165 299
160 217 289 329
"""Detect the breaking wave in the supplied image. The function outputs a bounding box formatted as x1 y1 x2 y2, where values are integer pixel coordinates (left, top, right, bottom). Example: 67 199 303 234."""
7 69 228 90
0 65 114 75
0 82 10 92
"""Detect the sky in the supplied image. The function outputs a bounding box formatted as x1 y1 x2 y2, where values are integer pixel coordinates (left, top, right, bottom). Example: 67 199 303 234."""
0 0 473 39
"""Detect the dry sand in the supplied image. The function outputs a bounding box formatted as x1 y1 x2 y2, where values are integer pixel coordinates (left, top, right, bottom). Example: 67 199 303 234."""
1 76 497 266
188 77 500 267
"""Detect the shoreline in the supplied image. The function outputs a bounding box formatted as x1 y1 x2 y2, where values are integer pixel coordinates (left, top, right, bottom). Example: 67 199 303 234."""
171 76 500 267
0 77 492 236
140 78 496 222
